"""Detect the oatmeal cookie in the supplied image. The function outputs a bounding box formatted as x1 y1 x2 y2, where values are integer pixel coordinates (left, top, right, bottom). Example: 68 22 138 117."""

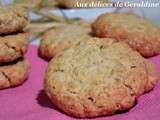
39 23 91 60
92 13 160 57
0 59 30 89
0 33 29 63
44 38 155 118
0 5 28 34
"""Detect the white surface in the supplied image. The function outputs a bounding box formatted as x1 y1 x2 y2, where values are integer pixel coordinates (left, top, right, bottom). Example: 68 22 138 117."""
51 8 116 20
30 8 116 21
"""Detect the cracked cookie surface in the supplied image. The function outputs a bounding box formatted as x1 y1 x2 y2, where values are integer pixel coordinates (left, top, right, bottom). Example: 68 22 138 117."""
44 38 157 118
0 33 28 63
0 5 28 34
39 23 92 60
92 13 160 57
0 58 30 89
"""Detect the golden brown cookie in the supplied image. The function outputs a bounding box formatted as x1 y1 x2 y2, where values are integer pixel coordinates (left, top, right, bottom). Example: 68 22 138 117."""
0 5 28 34
92 13 160 57
44 38 157 118
39 23 92 60
0 58 30 89
0 33 29 63
57 0 110 8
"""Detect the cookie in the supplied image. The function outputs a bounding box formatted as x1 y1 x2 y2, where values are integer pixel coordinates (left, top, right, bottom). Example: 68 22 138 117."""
39 23 92 60
0 33 29 63
0 58 30 89
0 5 28 34
57 0 109 8
92 13 160 57
44 38 157 118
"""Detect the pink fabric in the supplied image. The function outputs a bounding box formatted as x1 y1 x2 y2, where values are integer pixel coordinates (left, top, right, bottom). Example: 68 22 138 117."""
0 45 160 120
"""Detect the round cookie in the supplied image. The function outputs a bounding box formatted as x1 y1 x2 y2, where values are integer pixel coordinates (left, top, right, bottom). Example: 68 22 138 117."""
57 0 109 8
0 59 30 89
39 23 92 60
92 13 160 57
0 33 29 63
0 5 28 34
44 38 153 118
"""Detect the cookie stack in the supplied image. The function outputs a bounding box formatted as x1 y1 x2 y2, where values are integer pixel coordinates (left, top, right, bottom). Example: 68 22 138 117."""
40 13 159 118
0 6 30 89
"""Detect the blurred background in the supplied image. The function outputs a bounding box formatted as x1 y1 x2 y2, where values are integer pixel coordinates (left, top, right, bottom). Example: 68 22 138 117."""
0 0 160 25
0 0 160 43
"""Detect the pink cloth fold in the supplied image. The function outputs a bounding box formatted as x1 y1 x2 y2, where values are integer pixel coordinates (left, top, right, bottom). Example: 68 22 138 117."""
0 45 160 120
